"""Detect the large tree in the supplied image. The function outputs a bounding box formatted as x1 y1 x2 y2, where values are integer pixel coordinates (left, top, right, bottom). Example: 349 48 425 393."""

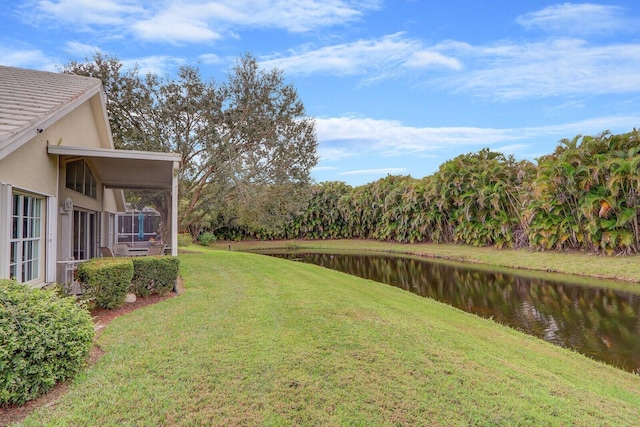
65 53 318 239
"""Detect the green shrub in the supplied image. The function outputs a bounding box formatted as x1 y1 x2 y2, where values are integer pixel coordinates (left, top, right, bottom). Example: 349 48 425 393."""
0 279 95 406
131 256 180 296
130 257 154 297
177 233 192 247
77 258 134 309
198 232 215 246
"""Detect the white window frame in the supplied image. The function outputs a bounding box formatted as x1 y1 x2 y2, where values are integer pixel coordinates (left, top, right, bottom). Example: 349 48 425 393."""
0 183 12 279
9 192 45 284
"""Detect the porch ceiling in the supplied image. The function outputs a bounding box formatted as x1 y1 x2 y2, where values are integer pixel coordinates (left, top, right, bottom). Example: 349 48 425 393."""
47 145 181 190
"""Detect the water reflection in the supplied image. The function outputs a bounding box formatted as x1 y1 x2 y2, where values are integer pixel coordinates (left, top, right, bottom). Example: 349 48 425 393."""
268 252 640 373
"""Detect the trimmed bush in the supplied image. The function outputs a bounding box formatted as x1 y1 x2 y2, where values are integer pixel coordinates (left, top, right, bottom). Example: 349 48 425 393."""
198 232 215 246
0 279 95 406
77 258 134 309
177 233 192 247
131 256 180 296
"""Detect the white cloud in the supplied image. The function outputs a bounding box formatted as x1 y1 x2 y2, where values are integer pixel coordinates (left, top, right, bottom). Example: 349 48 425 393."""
317 145 359 162
64 41 102 58
262 30 640 100
31 0 143 27
0 44 55 71
312 166 340 172
516 3 635 35
121 55 186 76
260 33 461 81
198 53 223 64
434 38 640 99
517 115 640 140
315 114 640 163
255 4 640 99
24 0 380 45
249 0 382 32
132 3 224 44
316 116 514 156
404 50 462 70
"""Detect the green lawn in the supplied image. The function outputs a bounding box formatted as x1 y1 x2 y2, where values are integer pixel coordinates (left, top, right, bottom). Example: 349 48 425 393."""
19 245 640 426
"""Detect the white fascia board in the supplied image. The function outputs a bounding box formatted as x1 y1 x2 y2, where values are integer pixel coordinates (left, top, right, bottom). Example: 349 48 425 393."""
47 145 182 163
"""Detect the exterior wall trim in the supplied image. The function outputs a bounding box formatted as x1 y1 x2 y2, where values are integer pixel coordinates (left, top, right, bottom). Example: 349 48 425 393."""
0 183 11 279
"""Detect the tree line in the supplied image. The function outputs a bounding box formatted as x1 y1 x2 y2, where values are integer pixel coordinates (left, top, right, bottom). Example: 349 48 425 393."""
65 55 640 254
217 129 640 255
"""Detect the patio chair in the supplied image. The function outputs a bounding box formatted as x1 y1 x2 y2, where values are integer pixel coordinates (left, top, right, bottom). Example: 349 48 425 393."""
147 244 166 256
113 243 130 257
100 246 115 257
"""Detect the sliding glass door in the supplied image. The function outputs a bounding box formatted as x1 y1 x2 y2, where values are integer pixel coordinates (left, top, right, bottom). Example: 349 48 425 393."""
73 210 97 260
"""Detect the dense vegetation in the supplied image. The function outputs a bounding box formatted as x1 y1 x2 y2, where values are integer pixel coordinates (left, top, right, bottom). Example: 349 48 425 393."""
214 129 640 255
0 279 94 406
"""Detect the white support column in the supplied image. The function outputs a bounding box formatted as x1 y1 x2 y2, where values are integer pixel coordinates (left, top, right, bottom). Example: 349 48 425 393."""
0 183 12 279
171 161 179 256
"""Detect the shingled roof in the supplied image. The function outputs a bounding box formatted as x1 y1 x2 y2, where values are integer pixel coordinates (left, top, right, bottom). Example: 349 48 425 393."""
0 65 103 159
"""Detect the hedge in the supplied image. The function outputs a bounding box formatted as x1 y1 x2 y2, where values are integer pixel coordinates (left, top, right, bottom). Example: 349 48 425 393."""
77 258 134 309
131 256 180 297
0 279 95 406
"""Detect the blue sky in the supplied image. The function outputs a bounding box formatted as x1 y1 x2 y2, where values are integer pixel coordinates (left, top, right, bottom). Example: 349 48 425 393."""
3 1 640 186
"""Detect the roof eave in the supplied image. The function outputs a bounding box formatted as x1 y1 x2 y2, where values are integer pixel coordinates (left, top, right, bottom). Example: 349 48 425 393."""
47 145 182 163
0 84 103 161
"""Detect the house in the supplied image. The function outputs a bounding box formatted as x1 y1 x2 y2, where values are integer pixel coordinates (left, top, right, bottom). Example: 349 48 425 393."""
0 65 180 287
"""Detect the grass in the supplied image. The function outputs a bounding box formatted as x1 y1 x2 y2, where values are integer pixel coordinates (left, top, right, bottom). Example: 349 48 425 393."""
18 244 640 426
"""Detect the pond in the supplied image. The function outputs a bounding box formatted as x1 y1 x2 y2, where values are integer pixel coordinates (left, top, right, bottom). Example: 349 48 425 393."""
261 251 640 373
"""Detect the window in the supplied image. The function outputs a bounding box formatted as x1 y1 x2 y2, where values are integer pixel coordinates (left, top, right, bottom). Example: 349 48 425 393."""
66 159 97 198
10 193 43 283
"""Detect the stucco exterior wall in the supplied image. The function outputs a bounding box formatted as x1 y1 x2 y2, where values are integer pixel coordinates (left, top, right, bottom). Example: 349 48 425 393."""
51 100 110 150
0 132 57 196
102 187 120 213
